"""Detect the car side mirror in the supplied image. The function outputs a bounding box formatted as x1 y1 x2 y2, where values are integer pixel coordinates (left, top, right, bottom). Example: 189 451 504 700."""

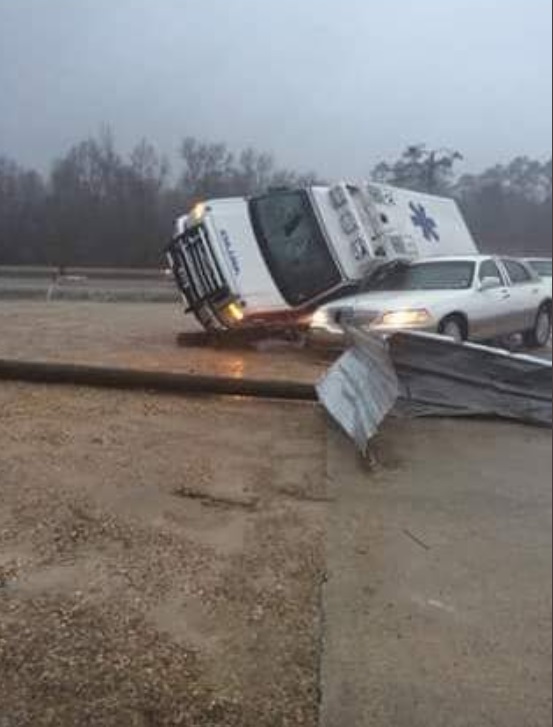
479 276 502 291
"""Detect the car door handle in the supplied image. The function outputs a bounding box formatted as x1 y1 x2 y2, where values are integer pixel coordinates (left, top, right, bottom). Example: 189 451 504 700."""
501 291 511 299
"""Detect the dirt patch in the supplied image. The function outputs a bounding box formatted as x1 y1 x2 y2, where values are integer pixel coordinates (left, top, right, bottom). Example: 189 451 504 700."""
0 383 328 726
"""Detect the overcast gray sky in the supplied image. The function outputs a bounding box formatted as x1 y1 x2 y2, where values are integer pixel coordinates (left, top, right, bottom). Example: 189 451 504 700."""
1 0 551 179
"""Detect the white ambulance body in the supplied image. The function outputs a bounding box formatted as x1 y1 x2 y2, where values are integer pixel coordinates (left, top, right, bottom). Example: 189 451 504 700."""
166 182 478 330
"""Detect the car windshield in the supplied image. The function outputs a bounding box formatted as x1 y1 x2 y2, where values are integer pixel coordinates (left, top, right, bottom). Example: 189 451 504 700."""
528 260 552 277
369 260 476 291
249 191 341 306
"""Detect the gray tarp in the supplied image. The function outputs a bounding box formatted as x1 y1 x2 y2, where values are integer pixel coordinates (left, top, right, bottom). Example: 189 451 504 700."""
316 327 551 452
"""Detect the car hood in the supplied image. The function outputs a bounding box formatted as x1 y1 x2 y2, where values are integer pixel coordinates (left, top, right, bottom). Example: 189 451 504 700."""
321 288 469 313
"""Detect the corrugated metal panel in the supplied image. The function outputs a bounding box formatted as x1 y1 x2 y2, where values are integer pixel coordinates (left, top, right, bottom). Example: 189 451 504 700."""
316 326 551 453
389 331 552 427
316 328 399 454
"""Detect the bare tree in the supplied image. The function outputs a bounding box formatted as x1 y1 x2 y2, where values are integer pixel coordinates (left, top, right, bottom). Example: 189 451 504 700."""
372 144 463 194
0 156 47 264
179 136 323 202
235 147 276 195
454 157 552 255
47 132 170 265
3 131 547 266
180 137 235 202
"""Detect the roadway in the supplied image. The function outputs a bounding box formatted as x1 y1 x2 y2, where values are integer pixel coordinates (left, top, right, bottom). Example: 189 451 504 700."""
0 297 550 726
321 418 552 727
0 269 176 302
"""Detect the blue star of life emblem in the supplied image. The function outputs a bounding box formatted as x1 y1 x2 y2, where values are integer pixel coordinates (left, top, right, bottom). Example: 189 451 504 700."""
409 202 440 242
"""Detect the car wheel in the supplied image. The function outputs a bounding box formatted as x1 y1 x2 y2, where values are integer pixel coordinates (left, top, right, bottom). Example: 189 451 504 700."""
438 315 466 343
523 304 551 349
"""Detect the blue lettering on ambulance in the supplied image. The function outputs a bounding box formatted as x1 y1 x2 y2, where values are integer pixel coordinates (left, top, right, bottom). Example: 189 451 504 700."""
220 230 241 276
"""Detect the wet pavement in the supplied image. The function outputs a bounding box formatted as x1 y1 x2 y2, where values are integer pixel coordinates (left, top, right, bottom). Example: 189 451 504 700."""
321 418 552 727
0 301 549 384
0 301 335 384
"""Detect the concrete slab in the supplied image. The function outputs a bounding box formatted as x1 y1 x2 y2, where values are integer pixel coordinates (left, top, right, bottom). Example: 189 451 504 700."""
320 418 552 727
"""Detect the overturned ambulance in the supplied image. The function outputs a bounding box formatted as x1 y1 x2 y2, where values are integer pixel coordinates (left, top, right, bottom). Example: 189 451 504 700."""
166 182 478 331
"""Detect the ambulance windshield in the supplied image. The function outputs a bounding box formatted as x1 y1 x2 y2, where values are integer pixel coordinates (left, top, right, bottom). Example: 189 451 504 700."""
249 191 341 306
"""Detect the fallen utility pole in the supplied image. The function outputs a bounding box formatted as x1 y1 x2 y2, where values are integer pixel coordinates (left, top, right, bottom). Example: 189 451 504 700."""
0 358 316 402
1 331 550 457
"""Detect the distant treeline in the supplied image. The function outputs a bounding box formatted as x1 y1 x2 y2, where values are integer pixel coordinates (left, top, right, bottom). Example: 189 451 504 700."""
0 134 550 267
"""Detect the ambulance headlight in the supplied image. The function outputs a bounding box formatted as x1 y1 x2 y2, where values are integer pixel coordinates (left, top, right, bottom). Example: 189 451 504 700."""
220 301 245 324
190 202 206 224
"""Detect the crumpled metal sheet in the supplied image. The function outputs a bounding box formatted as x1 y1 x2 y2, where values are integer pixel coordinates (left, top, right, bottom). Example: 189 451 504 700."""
316 326 551 453
315 327 399 454
388 331 552 427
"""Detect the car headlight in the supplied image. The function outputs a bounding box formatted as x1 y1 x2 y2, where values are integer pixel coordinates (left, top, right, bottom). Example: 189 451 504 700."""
311 309 333 328
379 309 432 327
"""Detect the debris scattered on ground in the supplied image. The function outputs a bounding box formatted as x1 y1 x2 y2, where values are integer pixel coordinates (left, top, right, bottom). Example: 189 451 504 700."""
316 330 399 454
316 326 552 453
390 330 552 427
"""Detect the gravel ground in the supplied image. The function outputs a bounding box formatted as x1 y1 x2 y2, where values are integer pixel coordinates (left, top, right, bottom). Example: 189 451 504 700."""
0 384 328 726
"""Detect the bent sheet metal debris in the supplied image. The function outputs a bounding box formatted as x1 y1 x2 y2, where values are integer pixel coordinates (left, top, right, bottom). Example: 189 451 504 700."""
315 328 399 454
389 331 552 427
316 325 552 452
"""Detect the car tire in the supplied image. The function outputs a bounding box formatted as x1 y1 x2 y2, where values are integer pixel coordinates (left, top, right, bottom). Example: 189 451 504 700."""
438 315 467 343
523 304 551 349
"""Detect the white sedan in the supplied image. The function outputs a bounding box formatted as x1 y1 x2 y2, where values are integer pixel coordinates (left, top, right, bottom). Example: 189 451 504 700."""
525 258 552 296
310 255 552 348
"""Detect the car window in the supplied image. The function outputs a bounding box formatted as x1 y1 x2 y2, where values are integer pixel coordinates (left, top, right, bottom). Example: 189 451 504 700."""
368 260 475 291
502 259 533 285
479 259 503 283
528 259 552 277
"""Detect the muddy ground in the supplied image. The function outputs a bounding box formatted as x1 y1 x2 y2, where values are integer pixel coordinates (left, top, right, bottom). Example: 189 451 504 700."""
0 384 328 726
